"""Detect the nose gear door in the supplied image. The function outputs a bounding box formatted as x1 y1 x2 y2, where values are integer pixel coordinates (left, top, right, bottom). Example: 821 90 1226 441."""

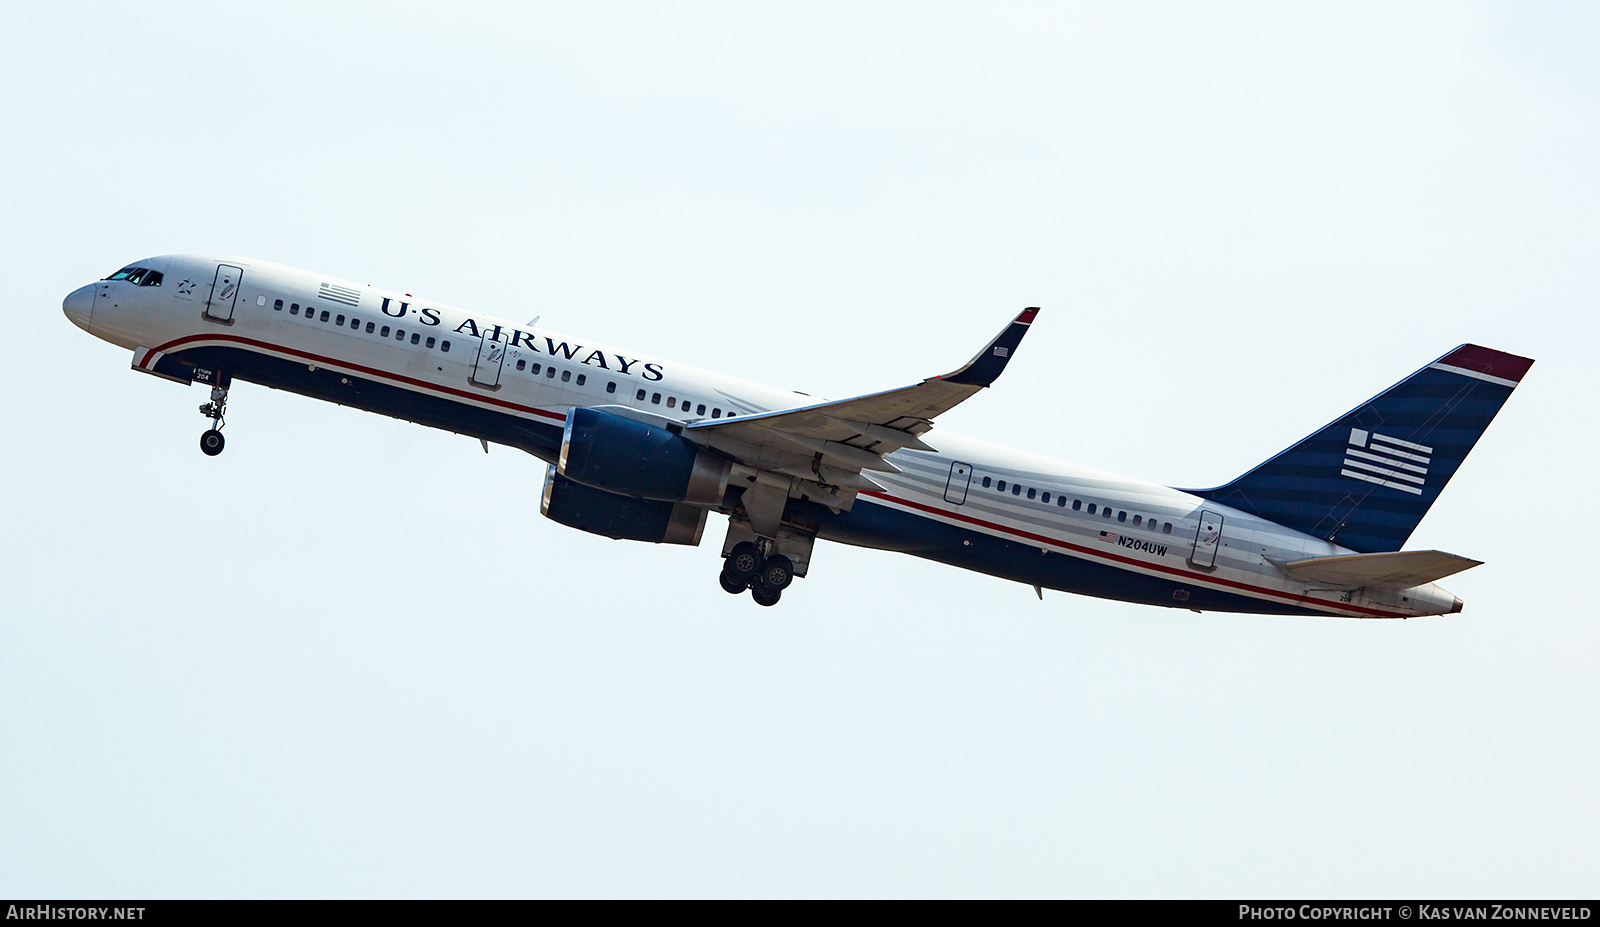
470 334 507 388
204 264 244 322
943 461 973 504
1188 510 1224 570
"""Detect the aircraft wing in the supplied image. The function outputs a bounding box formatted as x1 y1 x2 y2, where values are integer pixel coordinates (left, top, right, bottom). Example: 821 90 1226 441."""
1265 550 1482 589
684 307 1039 479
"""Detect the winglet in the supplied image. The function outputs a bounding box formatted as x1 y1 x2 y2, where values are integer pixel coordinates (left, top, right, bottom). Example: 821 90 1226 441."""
942 307 1040 387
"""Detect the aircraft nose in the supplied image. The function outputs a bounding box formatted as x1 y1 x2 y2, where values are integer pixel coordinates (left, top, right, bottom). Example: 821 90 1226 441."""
63 283 95 332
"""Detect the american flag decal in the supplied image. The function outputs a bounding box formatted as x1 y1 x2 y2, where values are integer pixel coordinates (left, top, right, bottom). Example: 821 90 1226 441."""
1098 531 1119 543
1341 428 1429 496
318 282 362 308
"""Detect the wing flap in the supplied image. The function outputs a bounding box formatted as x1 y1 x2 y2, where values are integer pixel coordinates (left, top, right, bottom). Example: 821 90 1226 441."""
1266 550 1483 589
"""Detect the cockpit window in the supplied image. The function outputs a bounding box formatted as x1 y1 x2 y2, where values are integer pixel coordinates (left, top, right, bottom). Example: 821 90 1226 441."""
105 266 161 285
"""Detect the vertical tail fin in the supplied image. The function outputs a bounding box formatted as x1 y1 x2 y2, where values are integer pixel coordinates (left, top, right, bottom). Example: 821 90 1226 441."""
1186 345 1533 553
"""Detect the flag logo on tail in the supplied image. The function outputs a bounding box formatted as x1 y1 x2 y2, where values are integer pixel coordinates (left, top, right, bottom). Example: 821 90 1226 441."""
1341 428 1430 496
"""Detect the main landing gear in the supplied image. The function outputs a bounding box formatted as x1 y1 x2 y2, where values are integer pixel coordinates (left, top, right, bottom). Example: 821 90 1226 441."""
198 380 230 457
719 541 795 607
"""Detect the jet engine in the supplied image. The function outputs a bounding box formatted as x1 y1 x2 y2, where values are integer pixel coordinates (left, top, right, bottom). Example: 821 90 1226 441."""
558 407 730 505
540 466 706 545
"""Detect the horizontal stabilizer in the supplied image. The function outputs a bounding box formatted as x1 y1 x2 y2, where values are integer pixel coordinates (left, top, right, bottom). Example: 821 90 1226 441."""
1266 550 1482 589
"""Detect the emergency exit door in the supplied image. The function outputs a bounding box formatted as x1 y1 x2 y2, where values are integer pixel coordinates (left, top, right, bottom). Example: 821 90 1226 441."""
470 334 507 388
204 264 243 322
943 462 973 504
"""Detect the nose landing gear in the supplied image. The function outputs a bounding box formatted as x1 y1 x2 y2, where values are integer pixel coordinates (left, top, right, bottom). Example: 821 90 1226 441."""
198 381 230 457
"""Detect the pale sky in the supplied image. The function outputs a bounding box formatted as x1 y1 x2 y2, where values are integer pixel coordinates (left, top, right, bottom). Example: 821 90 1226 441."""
2 1 1596 897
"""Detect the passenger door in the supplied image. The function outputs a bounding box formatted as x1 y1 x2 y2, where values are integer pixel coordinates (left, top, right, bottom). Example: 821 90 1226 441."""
1189 510 1224 570
943 462 973 504
470 334 507 388
203 264 243 322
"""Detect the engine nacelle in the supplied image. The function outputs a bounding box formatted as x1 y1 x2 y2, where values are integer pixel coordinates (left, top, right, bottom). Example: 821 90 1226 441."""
541 466 707 545
559 407 730 505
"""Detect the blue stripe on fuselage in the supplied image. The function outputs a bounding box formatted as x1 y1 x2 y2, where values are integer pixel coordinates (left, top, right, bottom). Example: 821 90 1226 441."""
176 343 1317 615
172 345 567 460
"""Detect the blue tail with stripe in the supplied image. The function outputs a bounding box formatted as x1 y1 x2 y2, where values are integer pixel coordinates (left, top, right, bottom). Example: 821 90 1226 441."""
1186 345 1533 553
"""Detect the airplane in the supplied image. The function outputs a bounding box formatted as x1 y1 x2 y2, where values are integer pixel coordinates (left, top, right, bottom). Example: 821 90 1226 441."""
62 255 1532 615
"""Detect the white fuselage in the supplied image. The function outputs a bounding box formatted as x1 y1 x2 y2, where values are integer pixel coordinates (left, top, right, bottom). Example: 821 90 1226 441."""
65 254 1463 618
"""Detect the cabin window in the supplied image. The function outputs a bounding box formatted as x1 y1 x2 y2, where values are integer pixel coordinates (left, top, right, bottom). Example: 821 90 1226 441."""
637 389 646 401
667 397 676 408
515 359 526 371
1132 515 1142 527
366 322 375 333
274 299 284 311
380 325 390 337
394 328 405 340
1072 499 1081 510
545 366 556 378
441 341 450 352
1102 508 1112 519
981 476 992 488
335 314 345 325
697 404 706 415
411 333 420 344
1162 522 1172 534
997 480 1007 492
426 337 436 348
1117 511 1127 522
319 310 330 322
530 364 541 375
561 370 571 382
1087 503 1096 514
606 381 617 394
576 374 586 386
1058 495 1067 507
1026 488 1036 500
1012 484 1022 496
1041 492 1050 504
290 303 300 315
711 409 721 418
651 393 662 404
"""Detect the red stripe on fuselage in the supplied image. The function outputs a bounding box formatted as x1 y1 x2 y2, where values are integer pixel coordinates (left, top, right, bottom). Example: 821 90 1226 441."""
153 334 1413 617
150 333 568 422
858 490 1411 618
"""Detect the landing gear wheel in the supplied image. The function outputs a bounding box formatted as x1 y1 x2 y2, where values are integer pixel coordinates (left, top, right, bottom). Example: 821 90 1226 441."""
719 571 748 595
200 429 226 456
751 584 782 607
725 542 762 583
758 554 794 591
